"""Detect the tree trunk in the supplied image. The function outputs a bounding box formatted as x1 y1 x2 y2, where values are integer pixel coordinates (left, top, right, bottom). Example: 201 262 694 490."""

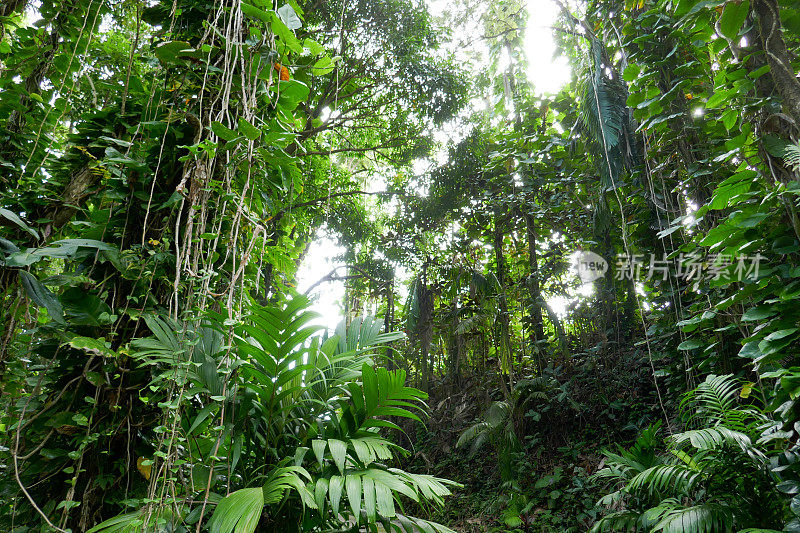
493 211 514 394
752 0 800 126
448 299 462 387
524 211 546 371
385 274 395 369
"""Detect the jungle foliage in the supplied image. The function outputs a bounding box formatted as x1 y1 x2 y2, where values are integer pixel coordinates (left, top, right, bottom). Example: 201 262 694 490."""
2 0 800 531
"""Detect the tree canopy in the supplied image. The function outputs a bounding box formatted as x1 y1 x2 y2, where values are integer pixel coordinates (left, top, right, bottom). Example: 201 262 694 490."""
2 0 800 531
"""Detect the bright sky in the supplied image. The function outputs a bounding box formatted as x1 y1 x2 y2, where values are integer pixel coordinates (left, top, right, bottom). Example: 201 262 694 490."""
296 0 573 331
525 0 572 94
296 230 347 330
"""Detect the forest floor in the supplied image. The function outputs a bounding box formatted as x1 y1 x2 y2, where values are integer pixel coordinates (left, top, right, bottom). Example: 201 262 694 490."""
399 345 662 532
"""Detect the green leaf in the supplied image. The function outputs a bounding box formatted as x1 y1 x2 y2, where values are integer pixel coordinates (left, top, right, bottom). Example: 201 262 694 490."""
329 439 347 473
678 338 704 350
346 473 362 518
187 404 216 437
759 329 799 357
276 80 310 110
710 171 755 209
311 56 334 76
86 511 144 533
19 271 64 324
272 15 303 54
312 439 326 468
329 475 344 515
61 287 114 326
363 364 379 414
0 208 39 239
738 341 761 359
763 134 791 157
104 147 147 170
721 108 738 130
237 117 261 141
622 64 641 82
719 0 749 40
742 305 777 321
4 250 40 267
208 487 264 533
240 3 272 23
154 41 192 65
211 121 239 141
67 337 116 357
277 4 302 30
363 475 377 522
304 38 325 56
706 88 733 109
314 478 328 512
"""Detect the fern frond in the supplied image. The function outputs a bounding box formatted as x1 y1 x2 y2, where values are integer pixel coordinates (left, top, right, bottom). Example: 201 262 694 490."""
670 427 765 463
680 374 739 426
784 143 800 172
626 464 701 496
456 421 490 450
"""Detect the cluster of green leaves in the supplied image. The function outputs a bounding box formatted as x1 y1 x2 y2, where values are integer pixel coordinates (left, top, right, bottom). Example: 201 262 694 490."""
593 375 785 532
83 297 458 533
401 0 800 528
0 0 467 530
581 0 800 528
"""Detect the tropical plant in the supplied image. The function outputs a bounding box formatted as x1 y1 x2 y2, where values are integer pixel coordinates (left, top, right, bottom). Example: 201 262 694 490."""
592 375 784 532
86 296 459 532
456 376 562 483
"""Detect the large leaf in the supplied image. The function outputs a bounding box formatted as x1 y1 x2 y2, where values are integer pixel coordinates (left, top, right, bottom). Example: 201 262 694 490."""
208 488 264 533
719 0 749 40
277 3 301 30
19 271 64 324
0 207 39 239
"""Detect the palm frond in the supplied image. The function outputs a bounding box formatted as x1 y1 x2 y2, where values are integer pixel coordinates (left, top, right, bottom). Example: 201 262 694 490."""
680 374 739 426
650 503 732 533
626 464 701 496
593 422 663 484
455 400 515 456
578 38 632 189
312 467 458 525
589 510 640 532
86 511 145 533
784 142 800 172
670 427 765 463
455 421 490 451
454 314 490 335
387 513 459 533
207 488 265 533
208 466 315 533
405 278 421 332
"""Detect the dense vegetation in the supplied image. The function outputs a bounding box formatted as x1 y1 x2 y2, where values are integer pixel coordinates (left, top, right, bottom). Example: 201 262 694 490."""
2 0 800 531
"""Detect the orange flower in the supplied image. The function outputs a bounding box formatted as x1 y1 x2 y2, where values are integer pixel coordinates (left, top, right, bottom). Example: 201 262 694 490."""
274 63 290 81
